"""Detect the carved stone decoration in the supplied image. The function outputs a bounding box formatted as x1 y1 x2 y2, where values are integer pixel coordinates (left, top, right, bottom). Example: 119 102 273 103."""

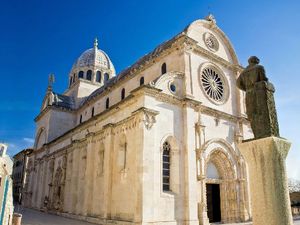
62 154 67 169
199 64 229 105
144 113 156 130
49 157 55 172
235 130 243 143
139 108 159 130
51 166 64 211
205 13 217 24
237 56 280 139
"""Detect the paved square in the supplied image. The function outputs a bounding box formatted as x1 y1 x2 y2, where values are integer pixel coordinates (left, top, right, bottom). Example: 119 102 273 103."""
15 207 94 225
14 207 300 225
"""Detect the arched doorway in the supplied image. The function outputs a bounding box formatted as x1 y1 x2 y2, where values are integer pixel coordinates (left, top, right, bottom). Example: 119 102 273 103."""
206 162 221 222
205 149 237 224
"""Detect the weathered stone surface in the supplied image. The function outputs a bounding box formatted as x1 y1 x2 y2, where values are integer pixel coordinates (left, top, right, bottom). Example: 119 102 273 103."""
23 15 253 225
238 137 293 225
237 56 279 139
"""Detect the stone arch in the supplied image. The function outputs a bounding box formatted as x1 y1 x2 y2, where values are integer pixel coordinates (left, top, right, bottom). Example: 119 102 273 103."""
34 127 47 149
205 148 235 180
159 134 179 153
201 139 241 223
203 138 239 166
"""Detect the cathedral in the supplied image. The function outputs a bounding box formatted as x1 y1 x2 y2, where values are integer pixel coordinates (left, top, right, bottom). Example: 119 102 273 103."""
24 15 253 225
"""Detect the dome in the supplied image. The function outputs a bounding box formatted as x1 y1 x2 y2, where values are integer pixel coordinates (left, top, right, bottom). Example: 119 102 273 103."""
72 38 116 75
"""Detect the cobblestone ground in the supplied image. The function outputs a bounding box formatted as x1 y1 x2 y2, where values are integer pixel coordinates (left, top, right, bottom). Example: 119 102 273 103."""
14 206 300 225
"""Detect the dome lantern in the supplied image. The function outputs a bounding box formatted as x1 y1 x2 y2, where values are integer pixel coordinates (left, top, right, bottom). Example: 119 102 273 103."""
68 39 116 88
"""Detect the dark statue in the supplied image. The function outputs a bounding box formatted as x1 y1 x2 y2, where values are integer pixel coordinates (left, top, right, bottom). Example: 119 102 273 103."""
237 56 280 139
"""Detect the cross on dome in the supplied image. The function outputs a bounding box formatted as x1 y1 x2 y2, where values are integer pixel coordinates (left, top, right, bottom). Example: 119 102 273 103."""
94 37 98 49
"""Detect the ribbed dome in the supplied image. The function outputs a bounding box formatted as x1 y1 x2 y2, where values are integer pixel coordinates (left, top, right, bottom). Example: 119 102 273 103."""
72 39 116 75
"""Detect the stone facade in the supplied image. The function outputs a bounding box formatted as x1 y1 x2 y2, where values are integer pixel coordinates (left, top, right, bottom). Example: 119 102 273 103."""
0 143 14 225
24 15 253 225
12 148 33 204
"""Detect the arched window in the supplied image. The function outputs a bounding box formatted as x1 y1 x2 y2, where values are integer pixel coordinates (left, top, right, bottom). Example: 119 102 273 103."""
161 63 167 75
106 98 109 109
121 88 125 100
104 73 109 83
73 73 76 83
162 141 171 191
91 107 95 117
86 70 92 81
78 71 84 79
96 71 101 83
140 77 144 86
79 115 82 124
35 128 46 149
69 77 73 87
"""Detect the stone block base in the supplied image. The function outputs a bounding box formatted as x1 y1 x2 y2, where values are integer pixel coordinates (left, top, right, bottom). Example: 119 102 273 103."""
238 137 293 225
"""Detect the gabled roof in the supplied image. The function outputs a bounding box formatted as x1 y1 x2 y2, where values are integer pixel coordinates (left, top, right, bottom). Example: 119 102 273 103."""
52 92 75 110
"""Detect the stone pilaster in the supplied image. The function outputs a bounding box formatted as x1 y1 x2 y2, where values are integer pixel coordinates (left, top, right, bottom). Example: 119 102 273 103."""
102 124 114 219
238 137 293 225
182 106 200 225
63 151 72 213
85 136 95 216
71 148 79 214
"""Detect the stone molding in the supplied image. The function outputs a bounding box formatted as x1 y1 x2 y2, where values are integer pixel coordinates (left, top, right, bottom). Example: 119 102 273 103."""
33 84 249 159
32 106 159 160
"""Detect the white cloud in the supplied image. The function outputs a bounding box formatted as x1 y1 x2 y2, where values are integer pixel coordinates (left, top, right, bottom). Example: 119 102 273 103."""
23 138 34 144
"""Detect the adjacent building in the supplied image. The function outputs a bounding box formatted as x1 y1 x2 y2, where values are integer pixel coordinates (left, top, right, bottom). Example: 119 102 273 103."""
290 192 300 216
0 143 13 225
12 148 33 204
24 15 253 225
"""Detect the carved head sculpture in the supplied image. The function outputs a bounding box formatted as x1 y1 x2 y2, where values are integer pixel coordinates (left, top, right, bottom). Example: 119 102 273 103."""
248 56 260 65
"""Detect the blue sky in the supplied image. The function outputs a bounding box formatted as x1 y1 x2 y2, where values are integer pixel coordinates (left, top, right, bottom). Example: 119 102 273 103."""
0 0 299 179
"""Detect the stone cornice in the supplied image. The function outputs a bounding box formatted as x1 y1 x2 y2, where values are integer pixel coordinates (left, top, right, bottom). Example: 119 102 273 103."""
200 106 249 124
33 103 159 158
131 84 248 124
192 44 243 73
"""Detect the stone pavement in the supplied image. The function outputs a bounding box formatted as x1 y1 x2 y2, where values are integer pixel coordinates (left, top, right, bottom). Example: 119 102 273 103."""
15 207 94 225
13 206 300 225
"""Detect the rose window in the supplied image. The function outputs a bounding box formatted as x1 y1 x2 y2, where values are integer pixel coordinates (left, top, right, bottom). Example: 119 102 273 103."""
203 33 219 52
201 67 226 103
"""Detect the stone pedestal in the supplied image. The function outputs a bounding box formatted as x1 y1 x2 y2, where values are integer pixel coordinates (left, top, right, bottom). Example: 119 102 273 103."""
238 137 293 225
12 213 22 225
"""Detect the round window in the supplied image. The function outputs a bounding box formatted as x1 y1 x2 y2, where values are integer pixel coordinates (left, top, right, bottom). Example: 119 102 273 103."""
170 83 176 93
200 67 227 104
203 32 219 52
